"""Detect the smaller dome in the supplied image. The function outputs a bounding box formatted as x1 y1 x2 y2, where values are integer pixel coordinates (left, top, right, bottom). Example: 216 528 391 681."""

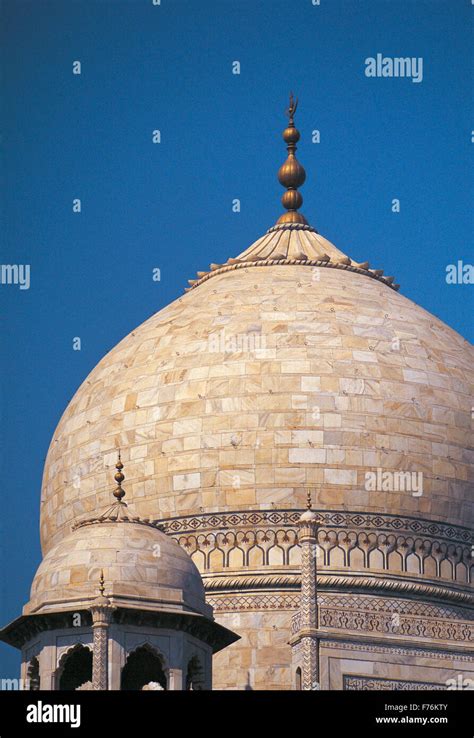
25 522 209 618
299 509 318 524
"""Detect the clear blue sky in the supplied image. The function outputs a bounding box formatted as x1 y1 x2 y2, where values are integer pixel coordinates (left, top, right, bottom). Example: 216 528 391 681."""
0 0 472 676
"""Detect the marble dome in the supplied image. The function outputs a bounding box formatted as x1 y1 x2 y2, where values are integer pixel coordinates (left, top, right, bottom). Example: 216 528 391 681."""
8 99 472 692
26 519 209 617
40 223 473 555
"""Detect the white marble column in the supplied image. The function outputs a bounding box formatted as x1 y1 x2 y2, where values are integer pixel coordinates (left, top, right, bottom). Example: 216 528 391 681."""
297 502 320 690
89 574 115 691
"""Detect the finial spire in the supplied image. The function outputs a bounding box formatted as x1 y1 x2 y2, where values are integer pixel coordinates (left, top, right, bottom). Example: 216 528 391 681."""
276 92 308 225
298 488 317 524
99 569 105 596
113 450 126 502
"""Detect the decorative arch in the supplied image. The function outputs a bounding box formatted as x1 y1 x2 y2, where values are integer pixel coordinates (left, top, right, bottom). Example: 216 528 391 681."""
185 654 205 690
295 667 302 690
387 549 403 572
56 644 92 691
169 514 471 586
349 546 365 569
439 558 453 580
179 534 198 557
208 545 225 571
275 528 296 562
191 548 206 570
288 542 302 565
27 656 40 691
121 643 167 691
406 551 421 574
267 544 285 566
368 548 384 570
247 543 265 568
424 555 437 578
228 546 245 568
328 545 345 568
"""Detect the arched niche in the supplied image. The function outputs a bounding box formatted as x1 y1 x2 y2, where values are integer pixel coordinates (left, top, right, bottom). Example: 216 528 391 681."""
288 544 302 566
349 547 365 569
455 561 467 583
208 547 225 571
295 667 302 690
121 644 167 691
228 546 245 568
27 656 40 691
368 548 384 570
329 545 345 568
424 556 437 578
268 545 284 566
247 545 264 568
439 558 453 580
56 645 92 691
406 552 421 574
185 655 205 690
191 548 206 571
387 549 403 573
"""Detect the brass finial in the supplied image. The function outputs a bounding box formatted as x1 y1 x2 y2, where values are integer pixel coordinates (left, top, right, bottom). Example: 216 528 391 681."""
306 489 312 510
113 450 126 501
92 568 113 611
99 569 105 596
276 92 307 225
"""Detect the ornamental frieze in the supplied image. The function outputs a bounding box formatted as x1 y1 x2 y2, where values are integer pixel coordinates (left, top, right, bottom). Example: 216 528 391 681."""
207 591 471 620
322 640 474 662
208 591 473 643
316 608 472 642
161 510 472 546
161 510 473 586
343 675 446 690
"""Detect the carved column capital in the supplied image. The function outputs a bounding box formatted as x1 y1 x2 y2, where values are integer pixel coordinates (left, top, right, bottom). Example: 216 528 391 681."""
90 603 115 627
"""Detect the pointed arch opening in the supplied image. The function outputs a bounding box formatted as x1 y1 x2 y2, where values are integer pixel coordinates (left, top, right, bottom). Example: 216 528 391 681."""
121 644 167 691
56 645 92 691
27 656 40 690
185 655 205 690
295 667 302 690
